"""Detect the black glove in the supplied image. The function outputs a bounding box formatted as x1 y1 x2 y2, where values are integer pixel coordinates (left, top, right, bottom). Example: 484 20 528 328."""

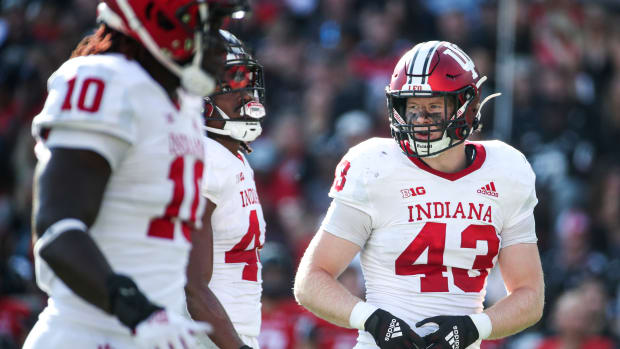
364 309 426 349
416 315 479 349
106 274 162 331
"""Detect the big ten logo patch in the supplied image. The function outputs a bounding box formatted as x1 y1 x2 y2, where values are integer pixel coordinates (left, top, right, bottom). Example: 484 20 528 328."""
401 186 426 198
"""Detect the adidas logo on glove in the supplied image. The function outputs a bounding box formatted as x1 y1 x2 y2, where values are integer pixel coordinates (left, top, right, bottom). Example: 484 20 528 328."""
384 318 403 341
444 325 460 348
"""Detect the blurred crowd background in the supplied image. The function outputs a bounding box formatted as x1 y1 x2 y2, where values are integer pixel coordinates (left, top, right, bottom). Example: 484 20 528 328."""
1 0 620 348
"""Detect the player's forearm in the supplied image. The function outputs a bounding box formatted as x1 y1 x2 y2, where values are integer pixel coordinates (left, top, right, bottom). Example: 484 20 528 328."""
484 283 544 339
34 148 114 311
294 265 362 328
185 284 245 349
38 229 114 312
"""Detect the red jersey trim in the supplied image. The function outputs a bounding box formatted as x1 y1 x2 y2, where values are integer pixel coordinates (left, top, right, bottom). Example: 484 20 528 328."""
407 142 486 181
236 152 245 164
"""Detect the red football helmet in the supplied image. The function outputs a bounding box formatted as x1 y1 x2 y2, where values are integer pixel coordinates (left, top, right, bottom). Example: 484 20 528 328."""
97 0 249 96
386 41 500 158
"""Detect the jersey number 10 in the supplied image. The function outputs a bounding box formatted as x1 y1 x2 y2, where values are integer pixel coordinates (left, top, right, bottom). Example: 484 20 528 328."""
147 157 204 242
61 77 105 113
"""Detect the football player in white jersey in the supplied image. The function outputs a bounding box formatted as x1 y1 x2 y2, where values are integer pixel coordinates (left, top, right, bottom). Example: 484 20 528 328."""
294 41 545 349
24 1 249 348
186 30 266 349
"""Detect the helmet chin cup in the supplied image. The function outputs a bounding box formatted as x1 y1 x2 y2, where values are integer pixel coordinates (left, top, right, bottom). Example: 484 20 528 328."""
205 104 263 143
181 66 216 96
225 121 262 142
408 132 452 158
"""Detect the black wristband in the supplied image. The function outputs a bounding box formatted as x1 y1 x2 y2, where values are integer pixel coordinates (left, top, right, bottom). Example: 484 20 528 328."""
239 346 253 349
106 274 162 331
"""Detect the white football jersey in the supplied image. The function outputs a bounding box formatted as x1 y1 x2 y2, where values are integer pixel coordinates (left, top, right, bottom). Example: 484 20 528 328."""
32 53 206 333
202 137 266 337
321 138 538 349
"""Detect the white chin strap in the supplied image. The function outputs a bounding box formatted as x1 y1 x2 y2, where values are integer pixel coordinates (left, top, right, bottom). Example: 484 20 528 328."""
475 76 502 122
98 2 215 96
204 102 265 142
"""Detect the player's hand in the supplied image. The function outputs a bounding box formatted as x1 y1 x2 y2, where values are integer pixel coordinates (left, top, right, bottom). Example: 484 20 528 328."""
134 309 211 349
364 309 426 349
106 274 211 348
416 315 479 349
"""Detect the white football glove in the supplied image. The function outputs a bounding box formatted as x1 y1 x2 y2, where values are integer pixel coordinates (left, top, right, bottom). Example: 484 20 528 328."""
134 309 212 349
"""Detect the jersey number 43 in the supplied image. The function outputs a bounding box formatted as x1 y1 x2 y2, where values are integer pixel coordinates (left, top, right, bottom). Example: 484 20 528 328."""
395 222 499 293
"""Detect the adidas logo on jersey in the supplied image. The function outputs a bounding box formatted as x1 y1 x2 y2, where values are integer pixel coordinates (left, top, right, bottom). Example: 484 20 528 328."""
477 181 498 197
384 318 403 341
445 325 460 349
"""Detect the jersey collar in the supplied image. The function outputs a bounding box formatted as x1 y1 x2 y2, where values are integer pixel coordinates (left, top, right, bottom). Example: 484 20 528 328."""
206 137 246 165
406 141 486 181
236 152 245 164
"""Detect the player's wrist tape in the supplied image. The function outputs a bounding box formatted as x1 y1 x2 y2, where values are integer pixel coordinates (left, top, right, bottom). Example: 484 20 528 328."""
468 313 492 339
106 274 162 331
349 301 379 330
34 218 88 254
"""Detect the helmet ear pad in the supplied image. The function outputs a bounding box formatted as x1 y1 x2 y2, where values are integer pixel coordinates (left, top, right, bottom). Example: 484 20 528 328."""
203 98 225 130
204 98 215 118
445 87 479 141
446 118 470 140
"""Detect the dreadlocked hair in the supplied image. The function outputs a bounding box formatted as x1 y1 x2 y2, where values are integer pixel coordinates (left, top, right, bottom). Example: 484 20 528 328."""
71 24 140 59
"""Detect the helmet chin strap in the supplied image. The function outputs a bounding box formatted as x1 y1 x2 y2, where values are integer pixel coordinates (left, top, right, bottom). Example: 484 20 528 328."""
97 3 128 34
204 105 263 142
476 93 502 122
180 2 215 96
204 105 234 137
474 76 502 123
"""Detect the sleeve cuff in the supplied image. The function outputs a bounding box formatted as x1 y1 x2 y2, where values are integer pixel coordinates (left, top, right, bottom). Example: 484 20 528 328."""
349 301 378 330
469 313 492 339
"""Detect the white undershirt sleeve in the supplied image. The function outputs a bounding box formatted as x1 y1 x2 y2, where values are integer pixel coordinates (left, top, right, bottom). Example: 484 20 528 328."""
501 185 538 248
45 127 131 170
320 199 372 248
500 213 537 248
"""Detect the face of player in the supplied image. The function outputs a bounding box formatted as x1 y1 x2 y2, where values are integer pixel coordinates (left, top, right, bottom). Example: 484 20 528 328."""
208 88 255 129
405 96 455 141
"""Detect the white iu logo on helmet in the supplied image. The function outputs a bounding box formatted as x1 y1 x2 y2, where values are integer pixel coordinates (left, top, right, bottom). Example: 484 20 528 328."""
441 42 478 79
